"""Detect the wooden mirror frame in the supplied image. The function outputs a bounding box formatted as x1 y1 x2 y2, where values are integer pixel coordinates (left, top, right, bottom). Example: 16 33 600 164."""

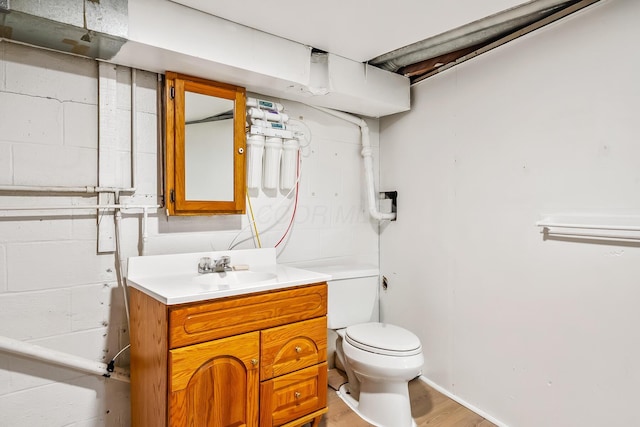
165 72 246 215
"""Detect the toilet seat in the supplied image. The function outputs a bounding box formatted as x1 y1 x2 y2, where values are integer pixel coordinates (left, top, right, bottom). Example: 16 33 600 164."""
345 322 422 357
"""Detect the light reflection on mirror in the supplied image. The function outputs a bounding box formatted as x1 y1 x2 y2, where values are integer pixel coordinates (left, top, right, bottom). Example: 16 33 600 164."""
184 91 234 201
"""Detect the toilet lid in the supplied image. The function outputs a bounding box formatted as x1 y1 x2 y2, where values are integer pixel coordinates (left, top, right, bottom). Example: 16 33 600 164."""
345 322 422 357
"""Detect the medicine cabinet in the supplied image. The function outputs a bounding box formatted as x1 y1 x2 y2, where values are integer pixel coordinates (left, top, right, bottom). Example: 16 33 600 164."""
165 72 246 215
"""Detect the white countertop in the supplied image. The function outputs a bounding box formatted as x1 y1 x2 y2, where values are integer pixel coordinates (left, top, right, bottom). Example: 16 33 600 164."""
126 249 331 305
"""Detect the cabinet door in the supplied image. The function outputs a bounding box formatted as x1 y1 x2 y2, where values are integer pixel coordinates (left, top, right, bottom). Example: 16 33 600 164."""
169 332 259 427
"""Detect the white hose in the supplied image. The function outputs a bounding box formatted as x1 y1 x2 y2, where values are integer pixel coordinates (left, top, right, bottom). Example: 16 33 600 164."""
311 106 396 221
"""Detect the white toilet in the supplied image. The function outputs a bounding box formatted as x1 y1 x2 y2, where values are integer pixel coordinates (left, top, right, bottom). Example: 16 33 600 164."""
327 270 424 427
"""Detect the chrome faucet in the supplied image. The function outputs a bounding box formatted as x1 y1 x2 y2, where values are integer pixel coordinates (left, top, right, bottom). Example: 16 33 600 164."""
198 256 232 274
214 256 231 272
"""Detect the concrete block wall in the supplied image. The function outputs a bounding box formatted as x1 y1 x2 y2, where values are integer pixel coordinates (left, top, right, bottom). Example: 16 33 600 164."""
0 41 379 426
0 41 137 426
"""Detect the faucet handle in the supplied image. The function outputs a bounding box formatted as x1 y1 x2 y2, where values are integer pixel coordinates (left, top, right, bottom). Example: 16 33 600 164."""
198 257 212 271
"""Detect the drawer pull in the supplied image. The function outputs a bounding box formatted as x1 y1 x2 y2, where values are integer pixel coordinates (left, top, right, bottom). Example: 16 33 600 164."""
251 358 259 366
295 346 302 353
294 391 301 399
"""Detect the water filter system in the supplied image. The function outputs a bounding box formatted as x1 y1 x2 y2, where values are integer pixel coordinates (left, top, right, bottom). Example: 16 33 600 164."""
263 136 283 190
245 97 300 191
280 138 300 190
246 134 265 190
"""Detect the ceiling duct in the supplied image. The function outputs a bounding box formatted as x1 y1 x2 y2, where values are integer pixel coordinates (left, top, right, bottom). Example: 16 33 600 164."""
0 0 127 60
369 0 580 73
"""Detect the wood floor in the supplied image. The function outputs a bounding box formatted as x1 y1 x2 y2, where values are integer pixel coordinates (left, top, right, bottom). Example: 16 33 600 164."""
319 374 496 427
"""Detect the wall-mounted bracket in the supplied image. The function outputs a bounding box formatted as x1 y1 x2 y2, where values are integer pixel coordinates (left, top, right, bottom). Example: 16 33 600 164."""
379 191 398 221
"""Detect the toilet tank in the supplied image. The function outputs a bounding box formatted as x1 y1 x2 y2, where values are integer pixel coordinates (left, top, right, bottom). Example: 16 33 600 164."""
327 274 379 329
289 262 379 329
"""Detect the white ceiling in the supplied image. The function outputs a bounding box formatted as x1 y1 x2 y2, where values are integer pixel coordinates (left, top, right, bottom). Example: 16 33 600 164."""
170 0 529 63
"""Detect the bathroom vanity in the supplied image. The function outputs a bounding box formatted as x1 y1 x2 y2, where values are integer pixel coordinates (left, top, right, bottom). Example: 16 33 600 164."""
126 249 331 427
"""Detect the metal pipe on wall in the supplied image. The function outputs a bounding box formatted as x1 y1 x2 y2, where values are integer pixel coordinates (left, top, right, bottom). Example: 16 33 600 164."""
369 0 578 72
536 220 640 232
0 204 159 211
0 185 134 194
131 68 138 191
0 335 130 383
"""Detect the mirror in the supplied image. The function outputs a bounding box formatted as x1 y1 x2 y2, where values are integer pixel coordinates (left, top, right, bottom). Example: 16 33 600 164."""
165 72 246 215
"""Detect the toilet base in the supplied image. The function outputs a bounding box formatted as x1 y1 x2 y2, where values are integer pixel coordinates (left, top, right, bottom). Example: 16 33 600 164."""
337 383 417 427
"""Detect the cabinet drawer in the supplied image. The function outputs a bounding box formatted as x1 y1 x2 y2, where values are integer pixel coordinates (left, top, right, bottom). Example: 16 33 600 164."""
168 283 327 348
260 363 328 427
261 317 327 380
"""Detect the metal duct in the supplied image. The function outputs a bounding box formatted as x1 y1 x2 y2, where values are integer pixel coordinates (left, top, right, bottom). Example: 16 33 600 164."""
370 0 579 72
0 0 127 60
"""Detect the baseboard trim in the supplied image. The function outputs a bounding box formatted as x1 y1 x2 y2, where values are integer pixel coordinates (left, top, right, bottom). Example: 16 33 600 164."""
418 375 509 427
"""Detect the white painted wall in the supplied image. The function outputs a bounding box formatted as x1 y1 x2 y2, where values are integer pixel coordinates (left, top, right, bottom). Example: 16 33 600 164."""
0 41 379 425
380 1 640 426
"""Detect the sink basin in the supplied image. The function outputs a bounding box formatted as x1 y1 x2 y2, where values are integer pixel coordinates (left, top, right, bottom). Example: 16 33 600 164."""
193 270 277 290
126 248 333 304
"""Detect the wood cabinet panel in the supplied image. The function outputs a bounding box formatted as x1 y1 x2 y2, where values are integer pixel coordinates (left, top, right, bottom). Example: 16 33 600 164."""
169 332 259 427
130 288 169 427
260 363 328 426
169 283 327 348
261 317 327 381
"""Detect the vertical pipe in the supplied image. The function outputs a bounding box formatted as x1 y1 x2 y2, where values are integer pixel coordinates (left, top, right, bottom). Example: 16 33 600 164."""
310 106 396 221
131 68 137 190
142 207 148 256
113 209 130 326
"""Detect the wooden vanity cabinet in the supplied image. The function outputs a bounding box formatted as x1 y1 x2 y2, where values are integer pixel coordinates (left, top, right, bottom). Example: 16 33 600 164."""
130 283 328 427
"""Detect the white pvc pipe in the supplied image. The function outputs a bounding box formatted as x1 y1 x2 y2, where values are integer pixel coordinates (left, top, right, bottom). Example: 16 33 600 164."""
311 106 396 221
0 335 130 383
114 210 131 326
131 68 138 190
142 207 149 255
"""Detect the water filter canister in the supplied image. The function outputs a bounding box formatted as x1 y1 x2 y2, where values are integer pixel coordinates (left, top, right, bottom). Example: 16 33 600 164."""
251 118 287 130
246 97 284 112
246 133 265 190
280 138 300 191
248 107 290 124
249 125 294 139
263 137 282 190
